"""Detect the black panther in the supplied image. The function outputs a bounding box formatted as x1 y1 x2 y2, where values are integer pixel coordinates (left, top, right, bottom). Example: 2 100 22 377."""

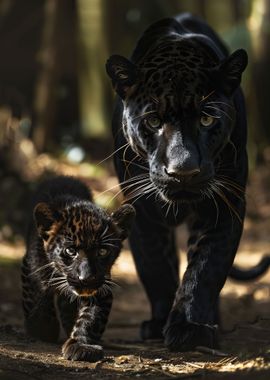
106 13 270 351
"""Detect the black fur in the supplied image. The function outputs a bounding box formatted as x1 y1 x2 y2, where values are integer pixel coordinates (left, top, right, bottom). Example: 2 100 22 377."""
22 176 135 361
106 14 268 351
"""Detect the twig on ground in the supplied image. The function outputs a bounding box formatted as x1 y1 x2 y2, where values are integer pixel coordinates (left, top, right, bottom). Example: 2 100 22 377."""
195 346 228 357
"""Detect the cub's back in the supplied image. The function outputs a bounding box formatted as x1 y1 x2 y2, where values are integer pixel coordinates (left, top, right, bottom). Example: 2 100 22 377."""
32 176 92 206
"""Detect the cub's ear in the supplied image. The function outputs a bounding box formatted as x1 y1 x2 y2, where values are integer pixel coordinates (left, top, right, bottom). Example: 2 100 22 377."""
217 49 248 95
106 55 138 99
34 202 54 239
111 204 136 239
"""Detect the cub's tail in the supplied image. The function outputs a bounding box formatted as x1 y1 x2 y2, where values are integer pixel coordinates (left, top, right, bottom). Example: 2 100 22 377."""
229 255 270 281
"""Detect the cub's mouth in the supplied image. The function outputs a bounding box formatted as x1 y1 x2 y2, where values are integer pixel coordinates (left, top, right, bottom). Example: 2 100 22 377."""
68 277 104 297
74 288 98 297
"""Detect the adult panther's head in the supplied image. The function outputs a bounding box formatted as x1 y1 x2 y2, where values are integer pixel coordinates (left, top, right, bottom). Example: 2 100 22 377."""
106 35 247 202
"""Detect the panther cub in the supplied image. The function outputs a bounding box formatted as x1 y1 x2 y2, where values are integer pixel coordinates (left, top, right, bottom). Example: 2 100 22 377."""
22 176 135 362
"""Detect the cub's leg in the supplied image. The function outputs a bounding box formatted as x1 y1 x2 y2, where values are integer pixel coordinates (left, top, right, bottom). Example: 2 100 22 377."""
62 291 113 362
128 199 179 340
22 257 59 342
164 202 245 351
57 295 78 336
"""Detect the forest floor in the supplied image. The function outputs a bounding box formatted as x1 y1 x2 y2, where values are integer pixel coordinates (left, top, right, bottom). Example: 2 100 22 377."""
0 150 270 380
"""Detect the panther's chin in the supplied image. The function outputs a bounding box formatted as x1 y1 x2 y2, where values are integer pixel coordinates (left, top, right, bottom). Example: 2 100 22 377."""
160 189 204 203
155 182 208 203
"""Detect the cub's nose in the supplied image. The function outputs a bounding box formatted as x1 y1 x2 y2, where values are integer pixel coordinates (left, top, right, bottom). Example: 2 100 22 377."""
164 167 200 182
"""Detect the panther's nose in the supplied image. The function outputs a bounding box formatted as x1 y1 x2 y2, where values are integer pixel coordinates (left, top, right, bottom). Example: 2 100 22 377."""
164 167 200 182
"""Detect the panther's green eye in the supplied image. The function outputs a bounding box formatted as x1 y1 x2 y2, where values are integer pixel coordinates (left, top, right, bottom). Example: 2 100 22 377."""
99 248 109 258
145 116 162 129
65 247 77 256
200 115 215 127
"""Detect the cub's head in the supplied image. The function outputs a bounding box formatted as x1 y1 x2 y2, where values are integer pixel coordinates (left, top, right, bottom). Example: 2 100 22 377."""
106 36 247 202
34 200 135 297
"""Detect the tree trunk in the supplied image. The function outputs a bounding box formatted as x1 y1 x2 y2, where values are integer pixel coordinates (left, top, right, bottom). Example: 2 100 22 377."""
77 0 109 138
249 0 270 153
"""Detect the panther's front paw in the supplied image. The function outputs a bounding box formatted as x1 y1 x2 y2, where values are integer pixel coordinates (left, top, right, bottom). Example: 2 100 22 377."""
62 338 104 362
164 310 218 352
140 319 166 340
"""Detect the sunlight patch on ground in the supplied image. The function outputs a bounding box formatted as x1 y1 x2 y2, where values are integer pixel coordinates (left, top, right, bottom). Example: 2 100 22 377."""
0 242 24 260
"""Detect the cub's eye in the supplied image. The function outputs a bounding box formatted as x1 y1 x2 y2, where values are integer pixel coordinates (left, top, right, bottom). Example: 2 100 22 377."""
65 247 77 256
98 248 109 258
145 115 162 129
200 115 215 127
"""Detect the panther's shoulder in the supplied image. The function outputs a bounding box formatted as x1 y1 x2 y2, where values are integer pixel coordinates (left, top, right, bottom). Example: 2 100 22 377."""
131 13 228 63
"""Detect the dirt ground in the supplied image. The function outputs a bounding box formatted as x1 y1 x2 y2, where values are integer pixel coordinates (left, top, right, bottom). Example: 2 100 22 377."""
0 162 270 379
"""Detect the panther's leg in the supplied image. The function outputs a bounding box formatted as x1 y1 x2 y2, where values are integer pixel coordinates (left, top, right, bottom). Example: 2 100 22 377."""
187 241 220 326
129 199 179 340
22 257 59 343
62 291 113 362
164 201 245 351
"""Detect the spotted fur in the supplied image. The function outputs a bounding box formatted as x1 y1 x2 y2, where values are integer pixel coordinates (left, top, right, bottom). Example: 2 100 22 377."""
22 176 135 361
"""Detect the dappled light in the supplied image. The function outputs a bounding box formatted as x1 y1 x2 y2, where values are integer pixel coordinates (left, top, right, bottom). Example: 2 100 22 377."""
0 0 270 379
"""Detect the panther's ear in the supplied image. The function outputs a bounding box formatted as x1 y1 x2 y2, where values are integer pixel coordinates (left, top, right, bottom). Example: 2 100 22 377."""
106 55 139 99
34 202 54 239
111 204 136 239
217 49 248 95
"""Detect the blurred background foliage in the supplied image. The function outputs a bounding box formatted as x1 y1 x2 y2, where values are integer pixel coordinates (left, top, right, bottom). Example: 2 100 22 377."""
0 0 270 242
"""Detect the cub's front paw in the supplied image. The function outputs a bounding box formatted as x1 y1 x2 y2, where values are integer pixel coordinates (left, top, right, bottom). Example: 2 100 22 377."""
140 319 166 340
62 338 104 362
164 310 218 352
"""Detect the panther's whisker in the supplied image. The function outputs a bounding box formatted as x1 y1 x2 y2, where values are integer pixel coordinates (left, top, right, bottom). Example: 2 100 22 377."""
99 176 150 206
123 179 152 195
109 178 151 204
131 110 157 121
227 138 238 166
96 142 130 166
173 201 179 221
205 105 233 121
215 175 245 193
202 110 221 119
95 173 149 199
199 90 216 103
121 158 149 173
126 181 153 196
215 180 244 201
113 178 150 199
121 178 150 193
211 183 242 223
207 186 219 227
128 186 156 205
207 101 234 109
165 199 172 218
125 183 154 202
122 142 132 179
